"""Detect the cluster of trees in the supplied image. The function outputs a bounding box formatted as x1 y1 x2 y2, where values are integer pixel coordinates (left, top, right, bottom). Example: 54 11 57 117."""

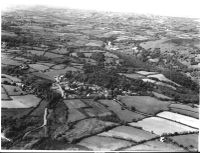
162 70 199 93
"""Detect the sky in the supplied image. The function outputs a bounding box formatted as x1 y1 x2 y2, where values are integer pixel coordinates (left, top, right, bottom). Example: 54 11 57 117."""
1 0 200 18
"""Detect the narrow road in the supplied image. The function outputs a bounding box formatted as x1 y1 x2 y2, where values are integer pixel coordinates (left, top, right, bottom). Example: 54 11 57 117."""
23 108 48 139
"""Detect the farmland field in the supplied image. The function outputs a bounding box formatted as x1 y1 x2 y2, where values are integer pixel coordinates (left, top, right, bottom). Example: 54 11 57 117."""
169 103 199 113
2 84 26 96
123 139 185 151
44 52 63 58
27 50 45 56
156 111 199 128
83 108 112 117
170 107 199 119
67 109 87 122
147 74 180 86
118 73 145 79
78 136 132 151
152 91 173 100
44 67 79 77
136 71 158 76
53 118 118 143
29 64 49 71
63 99 87 109
51 64 66 70
98 125 158 142
2 74 21 82
1 93 12 100
1 108 33 119
99 100 146 122
129 117 198 135
9 95 41 108
119 96 171 115
169 133 199 151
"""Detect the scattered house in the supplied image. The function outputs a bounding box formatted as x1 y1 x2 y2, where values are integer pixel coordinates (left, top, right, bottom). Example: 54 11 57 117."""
19 64 29 70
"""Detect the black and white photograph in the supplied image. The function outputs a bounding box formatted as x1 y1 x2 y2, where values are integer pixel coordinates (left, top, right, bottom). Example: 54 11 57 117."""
1 0 199 151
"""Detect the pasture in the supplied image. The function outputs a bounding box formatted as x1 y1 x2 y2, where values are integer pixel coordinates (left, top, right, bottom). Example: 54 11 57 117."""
78 136 132 151
169 133 199 151
98 125 158 142
120 96 171 115
156 111 199 128
99 100 145 122
63 99 87 109
123 139 185 151
129 117 198 135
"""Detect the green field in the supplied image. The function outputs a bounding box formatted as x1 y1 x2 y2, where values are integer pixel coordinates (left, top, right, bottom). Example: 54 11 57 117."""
123 139 185 151
78 136 132 151
98 125 158 142
99 100 146 122
169 133 199 151
120 96 171 115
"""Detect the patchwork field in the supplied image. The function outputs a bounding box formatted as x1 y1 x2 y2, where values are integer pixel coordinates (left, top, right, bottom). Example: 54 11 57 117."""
129 117 198 135
63 99 87 109
119 96 171 115
1 94 41 109
2 84 26 96
44 67 79 77
98 125 158 142
156 111 199 129
78 136 132 151
118 73 145 79
123 139 185 151
169 103 199 113
169 133 199 151
136 71 158 76
29 64 50 71
170 108 199 119
67 109 87 123
152 91 173 100
99 100 146 122
147 74 180 86
53 118 118 143
1 108 33 119
2 74 22 82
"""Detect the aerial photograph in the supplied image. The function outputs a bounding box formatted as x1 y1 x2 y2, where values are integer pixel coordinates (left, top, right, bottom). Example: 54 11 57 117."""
1 0 199 151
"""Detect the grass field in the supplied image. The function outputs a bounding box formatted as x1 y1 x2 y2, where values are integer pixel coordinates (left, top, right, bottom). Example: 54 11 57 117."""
1 93 12 100
120 96 171 115
1 74 21 82
147 74 180 86
152 91 173 100
29 64 49 71
51 64 66 70
136 71 158 76
9 95 41 108
1 108 33 119
44 52 63 58
169 133 199 151
78 136 132 151
129 117 198 135
118 73 145 79
67 109 87 122
170 107 199 119
123 139 185 151
83 108 112 117
44 67 79 77
2 84 26 96
63 99 88 109
169 103 199 113
98 125 158 142
99 100 145 122
156 111 199 128
56 118 118 143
